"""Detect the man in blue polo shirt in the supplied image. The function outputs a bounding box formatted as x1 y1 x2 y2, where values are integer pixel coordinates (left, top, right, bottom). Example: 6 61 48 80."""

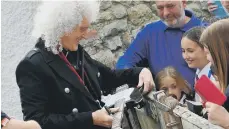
116 1 207 89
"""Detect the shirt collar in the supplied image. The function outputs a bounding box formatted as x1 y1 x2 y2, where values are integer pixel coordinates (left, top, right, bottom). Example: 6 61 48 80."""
160 10 200 31
196 62 211 78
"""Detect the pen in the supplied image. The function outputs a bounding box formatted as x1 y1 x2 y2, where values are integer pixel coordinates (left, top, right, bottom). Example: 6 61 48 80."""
104 106 112 115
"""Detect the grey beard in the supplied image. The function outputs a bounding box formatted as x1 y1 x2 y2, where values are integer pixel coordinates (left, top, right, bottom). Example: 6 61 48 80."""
162 10 186 28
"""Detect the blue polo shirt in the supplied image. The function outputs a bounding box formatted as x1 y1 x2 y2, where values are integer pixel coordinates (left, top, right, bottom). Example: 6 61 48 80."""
116 10 207 89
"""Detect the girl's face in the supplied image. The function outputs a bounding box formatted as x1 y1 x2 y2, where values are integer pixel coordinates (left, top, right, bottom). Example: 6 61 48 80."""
159 76 182 100
181 37 209 69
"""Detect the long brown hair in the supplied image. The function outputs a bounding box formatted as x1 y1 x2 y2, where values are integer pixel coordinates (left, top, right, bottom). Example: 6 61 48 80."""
200 19 229 93
155 66 192 95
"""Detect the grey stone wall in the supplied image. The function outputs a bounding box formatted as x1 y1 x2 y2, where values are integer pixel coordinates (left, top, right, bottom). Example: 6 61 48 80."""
1 1 211 119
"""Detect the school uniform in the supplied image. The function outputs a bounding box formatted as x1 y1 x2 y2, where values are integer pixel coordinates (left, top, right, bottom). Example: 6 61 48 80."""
195 63 216 102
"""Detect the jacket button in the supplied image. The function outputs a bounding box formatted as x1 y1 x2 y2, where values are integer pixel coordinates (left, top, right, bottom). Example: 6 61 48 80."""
72 108 78 113
64 88 70 93
96 100 100 103
73 65 77 69
97 72 100 77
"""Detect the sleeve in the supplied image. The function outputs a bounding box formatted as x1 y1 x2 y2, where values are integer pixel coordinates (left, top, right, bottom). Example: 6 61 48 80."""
1 111 10 121
93 59 143 91
1 111 11 128
16 59 94 129
116 27 150 69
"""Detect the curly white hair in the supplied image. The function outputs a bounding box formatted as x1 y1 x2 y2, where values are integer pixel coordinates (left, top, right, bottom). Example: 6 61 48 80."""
32 0 100 54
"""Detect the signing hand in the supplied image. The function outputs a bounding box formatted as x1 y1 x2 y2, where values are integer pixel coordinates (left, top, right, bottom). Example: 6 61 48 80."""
92 107 119 128
205 102 229 128
137 68 155 93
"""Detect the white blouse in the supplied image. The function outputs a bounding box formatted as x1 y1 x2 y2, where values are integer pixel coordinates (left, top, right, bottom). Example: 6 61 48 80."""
195 62 215 82
195 62 216 102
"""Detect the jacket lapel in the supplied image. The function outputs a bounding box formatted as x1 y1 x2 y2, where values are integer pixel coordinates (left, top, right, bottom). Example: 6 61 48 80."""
40 49 95 101
84 58 102 98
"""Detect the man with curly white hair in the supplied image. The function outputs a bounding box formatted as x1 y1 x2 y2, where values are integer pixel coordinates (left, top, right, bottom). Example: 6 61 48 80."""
15 1 154 129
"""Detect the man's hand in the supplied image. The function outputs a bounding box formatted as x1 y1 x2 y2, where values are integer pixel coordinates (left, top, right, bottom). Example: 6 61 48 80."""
205 102 229 128
137 68 155 93
92 107 119 128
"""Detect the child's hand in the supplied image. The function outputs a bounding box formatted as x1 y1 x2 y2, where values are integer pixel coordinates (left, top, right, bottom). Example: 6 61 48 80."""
205 102 229 128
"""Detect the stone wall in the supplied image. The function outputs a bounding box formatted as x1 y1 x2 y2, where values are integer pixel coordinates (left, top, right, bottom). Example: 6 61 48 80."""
81 0 211 68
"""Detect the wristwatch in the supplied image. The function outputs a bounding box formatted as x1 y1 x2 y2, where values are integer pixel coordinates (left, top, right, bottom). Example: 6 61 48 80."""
1 111 11 127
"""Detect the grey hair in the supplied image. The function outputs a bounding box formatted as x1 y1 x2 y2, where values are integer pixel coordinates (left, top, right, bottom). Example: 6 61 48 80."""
32 1 100 54
160 1 186 28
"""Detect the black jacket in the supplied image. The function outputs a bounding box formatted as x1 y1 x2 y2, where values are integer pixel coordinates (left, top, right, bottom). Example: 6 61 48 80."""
16 45 143 129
